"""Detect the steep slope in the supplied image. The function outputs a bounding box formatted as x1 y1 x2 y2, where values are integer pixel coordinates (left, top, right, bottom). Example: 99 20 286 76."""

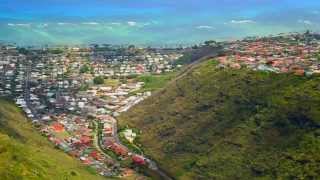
119 60 320 179
0 99 105 180
174 45 223 66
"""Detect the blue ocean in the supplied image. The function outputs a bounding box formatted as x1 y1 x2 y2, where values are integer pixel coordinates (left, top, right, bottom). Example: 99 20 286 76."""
0 0 319 46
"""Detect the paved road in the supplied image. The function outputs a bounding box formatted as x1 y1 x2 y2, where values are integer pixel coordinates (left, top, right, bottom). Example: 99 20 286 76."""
97 116 173 180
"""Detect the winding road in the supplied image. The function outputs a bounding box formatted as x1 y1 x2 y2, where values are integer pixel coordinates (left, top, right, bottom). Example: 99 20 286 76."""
94 117 173 180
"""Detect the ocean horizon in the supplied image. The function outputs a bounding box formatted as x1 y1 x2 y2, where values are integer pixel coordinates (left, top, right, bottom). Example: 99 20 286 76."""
1 0 320 45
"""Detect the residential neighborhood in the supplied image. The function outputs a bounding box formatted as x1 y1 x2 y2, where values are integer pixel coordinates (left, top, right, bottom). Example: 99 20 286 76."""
217 32 320 76
1 31 320 178
2 1 320 179
0 44 183 177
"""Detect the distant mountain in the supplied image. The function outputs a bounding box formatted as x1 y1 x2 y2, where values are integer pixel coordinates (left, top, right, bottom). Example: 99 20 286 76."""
0 99 104 180
119 59 320 179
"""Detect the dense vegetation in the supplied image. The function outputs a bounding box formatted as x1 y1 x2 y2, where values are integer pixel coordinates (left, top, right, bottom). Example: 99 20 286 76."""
119 59 320 179
93 76 105 85
80 64 91 74
0 99 105 180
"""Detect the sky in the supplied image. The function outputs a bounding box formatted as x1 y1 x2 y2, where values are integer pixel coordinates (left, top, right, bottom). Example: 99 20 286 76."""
0 0 320 46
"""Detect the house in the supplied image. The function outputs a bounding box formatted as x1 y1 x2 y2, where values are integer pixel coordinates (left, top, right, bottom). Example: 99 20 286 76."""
123 129 136 143
80 135 92 145
132 155 146 165
293 68 305 76
89 150 103 161
80 157 93 165
106 141 128 157
51 122 65 132
111 143 128 157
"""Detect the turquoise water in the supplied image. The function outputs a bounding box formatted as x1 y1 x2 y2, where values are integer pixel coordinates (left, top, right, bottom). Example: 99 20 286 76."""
0 0 320 45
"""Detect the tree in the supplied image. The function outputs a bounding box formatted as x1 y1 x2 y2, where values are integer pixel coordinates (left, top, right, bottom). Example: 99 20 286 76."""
93 76 104 85
49 49 64 54
79 83 89 91
128 45 135 49
17 47 29 55
316 53 320 62
204 40 216 46
80 65 90 73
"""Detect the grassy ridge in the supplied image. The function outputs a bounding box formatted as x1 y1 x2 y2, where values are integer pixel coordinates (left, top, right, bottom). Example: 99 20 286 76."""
135 72 178 92
119 59 320 179
0 99 106 180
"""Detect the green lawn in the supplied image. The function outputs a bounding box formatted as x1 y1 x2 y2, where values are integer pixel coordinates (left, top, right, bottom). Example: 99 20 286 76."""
135 71 178 92
104 79 120 87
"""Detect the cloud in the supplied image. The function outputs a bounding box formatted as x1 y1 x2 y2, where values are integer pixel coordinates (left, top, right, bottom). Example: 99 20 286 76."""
82 22 99 25
7 23 31 27
127 21 137 26
57 22 73 25
111 22 121 25
196 25 215 30
298 20 313 25
229 20 255 24
311 10 320 14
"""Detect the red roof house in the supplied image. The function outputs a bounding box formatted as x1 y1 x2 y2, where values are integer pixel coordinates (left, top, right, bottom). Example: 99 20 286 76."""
109 143 128 157
51 122 65 132
89 150 103 160
132 155 146 165
80 135 92 145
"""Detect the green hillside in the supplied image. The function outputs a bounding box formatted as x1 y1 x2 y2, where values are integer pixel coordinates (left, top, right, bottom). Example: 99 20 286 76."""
119 59 320 179
0 99 105 180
